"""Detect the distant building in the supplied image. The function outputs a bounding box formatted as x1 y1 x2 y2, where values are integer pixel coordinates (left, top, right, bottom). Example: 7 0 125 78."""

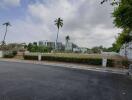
39 40 48 45
56 42 64 50
73 47 81 53
7 43 26 52
80 48 88 53
65 42 78 52
38 40 63 50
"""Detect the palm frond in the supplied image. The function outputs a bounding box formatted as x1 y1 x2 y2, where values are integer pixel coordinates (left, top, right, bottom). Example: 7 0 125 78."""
54 17 63 29
3 22 11 26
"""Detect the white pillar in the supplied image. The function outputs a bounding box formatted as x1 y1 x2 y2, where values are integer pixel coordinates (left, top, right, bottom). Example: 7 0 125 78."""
0 51 4 58
102 58 107 67
38 54 41 61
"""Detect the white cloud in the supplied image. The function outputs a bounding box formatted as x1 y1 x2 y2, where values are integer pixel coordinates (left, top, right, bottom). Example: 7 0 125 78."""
0 0 20 8
2 0 122 48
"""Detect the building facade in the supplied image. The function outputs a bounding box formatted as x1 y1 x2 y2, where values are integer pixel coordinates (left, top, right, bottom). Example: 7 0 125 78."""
38 40 63 50
65 42 79 52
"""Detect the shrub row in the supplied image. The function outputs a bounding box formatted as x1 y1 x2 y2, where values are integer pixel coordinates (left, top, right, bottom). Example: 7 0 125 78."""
122 60 129 68
24 55 38 60
3 51 17 58
107 59 114 67
24 55 114 67
42 56 102 65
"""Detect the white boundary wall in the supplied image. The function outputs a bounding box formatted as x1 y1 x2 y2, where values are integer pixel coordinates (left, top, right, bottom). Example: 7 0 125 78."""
0 51 4 58
120 42 132 60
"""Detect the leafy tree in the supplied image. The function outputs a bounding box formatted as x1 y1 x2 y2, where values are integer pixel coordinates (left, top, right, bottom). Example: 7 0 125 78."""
112 29 132 52
101 0 132 29
33 42 37 46
113 0 132 29
27 43 33 51
101 0 132 53
91 46 103 53
54 18 63 50
27 43 52 53
101 0 119 5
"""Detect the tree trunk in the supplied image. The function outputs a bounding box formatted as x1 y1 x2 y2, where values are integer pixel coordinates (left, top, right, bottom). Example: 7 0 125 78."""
55 28 59 51
3 25 7 45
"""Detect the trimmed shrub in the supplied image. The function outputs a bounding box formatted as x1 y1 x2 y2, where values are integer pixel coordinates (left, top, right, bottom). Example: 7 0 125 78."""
122 60 129 68
42 56 102 65
24 55 38 60
107 59 114 67
23 55 115 67
12 51 17 56
4 53 14 58
3 51 17 58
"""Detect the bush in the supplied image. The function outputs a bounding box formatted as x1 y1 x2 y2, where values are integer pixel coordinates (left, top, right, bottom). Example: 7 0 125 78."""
12 51 17 56
24 55 115 67
107 59 114 67
24 55 38 60
122 60 129 68
41 56 102 65
3 51 17 58
4 53 14 58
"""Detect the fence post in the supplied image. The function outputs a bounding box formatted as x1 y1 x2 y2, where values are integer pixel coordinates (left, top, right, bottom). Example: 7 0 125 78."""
102 58 107 67
38 54 41 61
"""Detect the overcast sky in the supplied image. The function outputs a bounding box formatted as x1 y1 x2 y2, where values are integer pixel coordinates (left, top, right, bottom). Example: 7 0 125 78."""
0 0 122 48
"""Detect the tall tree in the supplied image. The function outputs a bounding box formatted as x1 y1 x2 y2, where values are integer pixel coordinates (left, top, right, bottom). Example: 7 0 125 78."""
113 0 132 29
54 17 63 50
101 0 132 55
114 29 132 55
101 0 119 5
2 22 11 45
65 35 70 49
101 0 132 29
113 0 132 56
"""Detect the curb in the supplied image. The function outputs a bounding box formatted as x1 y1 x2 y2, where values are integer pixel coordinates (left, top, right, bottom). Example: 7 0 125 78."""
0 58 128 75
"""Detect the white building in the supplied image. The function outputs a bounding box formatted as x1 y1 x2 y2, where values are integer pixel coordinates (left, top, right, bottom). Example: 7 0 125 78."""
80 48 88 53
120 41 132 60
73 48 81 53
65 42 78 52
38 40 63 50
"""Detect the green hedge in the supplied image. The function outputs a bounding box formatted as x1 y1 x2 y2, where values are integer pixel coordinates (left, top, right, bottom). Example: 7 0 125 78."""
23 55 38 60
122 60 129 68
107 59 114 67
4 53 14 58
24 55 114 67
42 56 102 65
3 51 17 58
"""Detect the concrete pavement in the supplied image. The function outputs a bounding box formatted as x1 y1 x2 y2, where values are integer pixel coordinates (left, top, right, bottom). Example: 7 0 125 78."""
0 61 132 100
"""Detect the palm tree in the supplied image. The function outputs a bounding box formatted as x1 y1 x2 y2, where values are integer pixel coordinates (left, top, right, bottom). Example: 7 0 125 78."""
54 18 63 50
2 22 11 45
65 35 70 46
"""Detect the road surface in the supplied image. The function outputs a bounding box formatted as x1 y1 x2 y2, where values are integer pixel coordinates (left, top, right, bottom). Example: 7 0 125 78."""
0 61 132 100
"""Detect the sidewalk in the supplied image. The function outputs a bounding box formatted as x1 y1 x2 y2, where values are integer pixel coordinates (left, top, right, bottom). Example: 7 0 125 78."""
0 58 128 75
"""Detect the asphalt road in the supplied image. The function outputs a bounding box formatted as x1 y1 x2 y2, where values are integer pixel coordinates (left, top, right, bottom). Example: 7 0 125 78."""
0 61 132 100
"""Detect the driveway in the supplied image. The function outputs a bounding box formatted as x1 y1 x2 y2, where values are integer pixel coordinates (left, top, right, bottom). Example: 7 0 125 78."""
0 61 132 100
